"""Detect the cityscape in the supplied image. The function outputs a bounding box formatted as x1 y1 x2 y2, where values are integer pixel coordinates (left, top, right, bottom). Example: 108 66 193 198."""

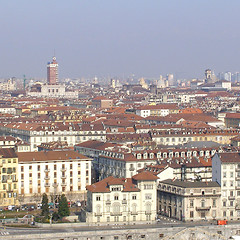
1 1 240 240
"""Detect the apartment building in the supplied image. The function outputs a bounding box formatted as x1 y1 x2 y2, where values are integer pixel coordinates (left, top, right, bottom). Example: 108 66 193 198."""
0 122 106 151
151 129 238 146
212 152 240 220
17 150 92 203
84 171 158 224
0 148 18 206
157 180 221 221
136 104 179 118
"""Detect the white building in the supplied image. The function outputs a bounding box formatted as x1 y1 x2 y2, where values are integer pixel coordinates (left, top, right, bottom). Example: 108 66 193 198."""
17 150 92 203
212 152 240 220
27 84 78 99
84 171 158 224
0 122 106 151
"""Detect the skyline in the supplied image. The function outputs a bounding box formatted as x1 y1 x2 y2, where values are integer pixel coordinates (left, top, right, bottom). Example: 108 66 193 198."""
1 1 240 79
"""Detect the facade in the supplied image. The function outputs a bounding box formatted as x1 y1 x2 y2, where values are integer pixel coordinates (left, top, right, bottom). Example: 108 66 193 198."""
47 56 58 85
28 84 78 99
0 122 106 151
212 152 240 220
136 104 179 118
0 148 18 206
17 150 92 203
157 179 221 221
85 171 158 224
151 129 238 146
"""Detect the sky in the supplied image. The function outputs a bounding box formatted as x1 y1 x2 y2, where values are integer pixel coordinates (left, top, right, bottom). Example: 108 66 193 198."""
0 0 240 80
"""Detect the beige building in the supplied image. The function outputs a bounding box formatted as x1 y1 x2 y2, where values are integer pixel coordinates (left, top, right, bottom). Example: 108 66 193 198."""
84 171 158 224
157 179 221 221
212 152 240 220
17 150 92 203
0 148 18 206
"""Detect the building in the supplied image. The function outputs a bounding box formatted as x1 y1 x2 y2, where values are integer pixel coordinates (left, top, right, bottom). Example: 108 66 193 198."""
136 104 179 118
212 152 240 220
157 179 221 221
47 56 58 85
84 171 158 224
17 150 92 203
0 148 18 206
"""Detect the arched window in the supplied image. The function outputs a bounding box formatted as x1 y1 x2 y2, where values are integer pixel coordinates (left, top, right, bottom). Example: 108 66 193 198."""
132 203 137 213
146 202 151 213
113 203 120 214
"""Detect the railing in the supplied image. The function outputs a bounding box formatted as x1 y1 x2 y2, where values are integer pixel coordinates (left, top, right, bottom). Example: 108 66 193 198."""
95 213 102 217
105 200 111 205
61 175 67 179
110 212 122 216
61 168 67 172
44 176 50 180
131 212 138 215
122 200 127 204
145 211 151 215
228 196 235 200
44 169 50 173
196 206 211 211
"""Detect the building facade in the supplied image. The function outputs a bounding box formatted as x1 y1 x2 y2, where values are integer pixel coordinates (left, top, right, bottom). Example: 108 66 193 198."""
84 171 158 224
17 150 92 203
47 56 58 85
212 152 240 220
157 179 221 221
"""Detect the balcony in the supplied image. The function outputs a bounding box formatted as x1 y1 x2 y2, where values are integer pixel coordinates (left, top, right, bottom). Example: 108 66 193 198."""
44 169 50 173
61 175 67 179
236 168 240 172
95 213 102 217
2 179 7 183
235 186 240 190
131 212 138 215
129 167 135 171
228 196 235 200
61 182 67 186
110 212 122 216
52 183 58 188
61 168 67 172
44 176 50 180
122 200 127 204
105 200 111 205
44 183 50 187
236 176 240 180
196 206 211 211
145 211 151 215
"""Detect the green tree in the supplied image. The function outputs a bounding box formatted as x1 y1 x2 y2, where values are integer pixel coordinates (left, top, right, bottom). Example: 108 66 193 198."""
58 194 70 218
41 193 49 218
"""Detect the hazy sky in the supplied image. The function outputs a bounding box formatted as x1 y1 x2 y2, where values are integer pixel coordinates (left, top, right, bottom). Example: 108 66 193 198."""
0 0 240 80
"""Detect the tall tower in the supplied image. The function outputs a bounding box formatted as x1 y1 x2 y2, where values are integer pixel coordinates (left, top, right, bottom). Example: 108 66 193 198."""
47 56 58 85
205 69 212 83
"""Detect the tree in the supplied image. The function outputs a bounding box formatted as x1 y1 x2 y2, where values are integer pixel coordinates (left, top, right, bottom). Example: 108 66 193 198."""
41 193 49 218
58 194 70 218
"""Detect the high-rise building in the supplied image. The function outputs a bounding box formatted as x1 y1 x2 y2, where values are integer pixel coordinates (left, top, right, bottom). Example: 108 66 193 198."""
47 56 58 85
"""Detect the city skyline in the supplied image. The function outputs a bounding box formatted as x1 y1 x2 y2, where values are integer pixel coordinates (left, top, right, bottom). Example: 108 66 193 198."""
1 1 240 79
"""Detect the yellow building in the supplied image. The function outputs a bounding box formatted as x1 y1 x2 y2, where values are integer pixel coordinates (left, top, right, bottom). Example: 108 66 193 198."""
0 148 18 206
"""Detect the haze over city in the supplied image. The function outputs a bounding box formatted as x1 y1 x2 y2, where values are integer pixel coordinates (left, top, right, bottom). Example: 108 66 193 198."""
1 0 240 79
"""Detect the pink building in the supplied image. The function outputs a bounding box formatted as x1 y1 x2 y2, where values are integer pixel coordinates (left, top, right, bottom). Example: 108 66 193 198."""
47 56 58 85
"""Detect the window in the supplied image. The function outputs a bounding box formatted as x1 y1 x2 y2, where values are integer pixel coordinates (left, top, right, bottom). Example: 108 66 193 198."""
223 172 226 178
144 184 153 190
190 200 194 208
21 166 24 172
96 196 101 201
54 165 57 171
114 195 119 201
223 201 226 207
37 165 40 171
145 194 152 200
190 211 194 218
201 200 205 208
230 172 234 178
212 199 216 207
132 195 137 200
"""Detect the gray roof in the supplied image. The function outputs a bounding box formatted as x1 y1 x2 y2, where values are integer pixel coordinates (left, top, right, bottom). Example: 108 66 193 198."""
160 179 220 188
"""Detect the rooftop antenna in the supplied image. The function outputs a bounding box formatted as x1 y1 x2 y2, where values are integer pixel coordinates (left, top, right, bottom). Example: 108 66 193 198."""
23 74 26 90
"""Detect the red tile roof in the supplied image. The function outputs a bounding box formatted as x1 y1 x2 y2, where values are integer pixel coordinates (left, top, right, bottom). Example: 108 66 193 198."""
132 171 159 181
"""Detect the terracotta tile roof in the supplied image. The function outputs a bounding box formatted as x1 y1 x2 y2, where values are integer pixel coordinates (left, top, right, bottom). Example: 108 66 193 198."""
17 150 91 163
137 103 178 110
132 171 159 181
0 148 17 158
218 152 240 163
86 176 140 193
